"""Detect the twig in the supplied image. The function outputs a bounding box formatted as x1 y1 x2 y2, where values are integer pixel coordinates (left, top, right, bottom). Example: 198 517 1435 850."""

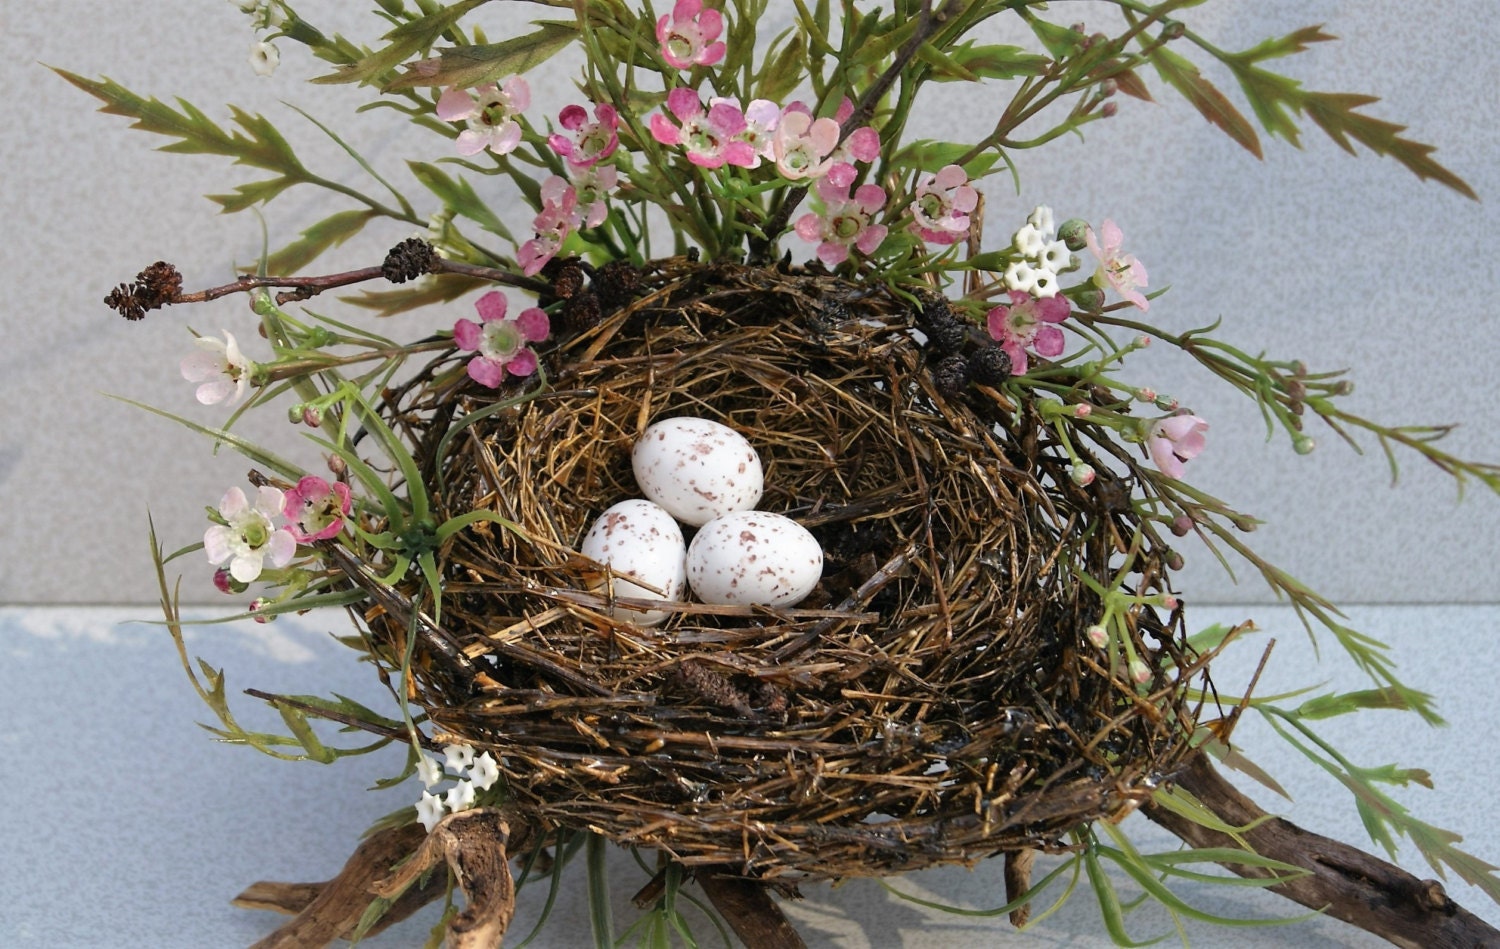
1146 753 1500 948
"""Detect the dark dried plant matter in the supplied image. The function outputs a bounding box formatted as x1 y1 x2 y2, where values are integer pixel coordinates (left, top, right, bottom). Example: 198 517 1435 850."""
348 258 1199 881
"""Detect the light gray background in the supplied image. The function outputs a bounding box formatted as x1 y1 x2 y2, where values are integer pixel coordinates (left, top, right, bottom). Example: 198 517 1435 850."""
3 1 1499 946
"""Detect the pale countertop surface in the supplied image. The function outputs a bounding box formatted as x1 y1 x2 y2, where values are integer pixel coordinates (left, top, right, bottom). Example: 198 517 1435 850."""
4 603 1498 948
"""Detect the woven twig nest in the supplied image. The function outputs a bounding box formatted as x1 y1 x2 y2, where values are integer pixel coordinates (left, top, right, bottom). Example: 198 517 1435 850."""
361 258 1197 883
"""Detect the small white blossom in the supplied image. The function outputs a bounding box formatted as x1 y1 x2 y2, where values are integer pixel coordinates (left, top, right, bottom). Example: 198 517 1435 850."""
415 753 444 788
416 791 447 832
444 780 477 814
250 40 280 77
180 330 253 406
1012 223 1046 258
443 743 476 773
468 752 501 791
1027 205 1055 235
1038 240 1072 272
203 485 296 583
1002 259 1041 295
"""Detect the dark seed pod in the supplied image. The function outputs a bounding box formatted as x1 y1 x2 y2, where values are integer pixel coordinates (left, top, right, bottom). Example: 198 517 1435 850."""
969 344 1013 385
592 259 644 310
381 238 436 284
558 289 602 334
933 353 970 396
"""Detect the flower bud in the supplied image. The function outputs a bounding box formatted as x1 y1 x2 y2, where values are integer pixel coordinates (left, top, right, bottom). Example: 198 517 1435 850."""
1070 287 1105 311
1074 402 1093 418
1070 462 1096 486
327 454 347 477
1332 380 1354 396
1100 78 1118 98
1101 101 1118 119
1086 624 1109 648
249 598 275 624
1129 659 1151 684
213 567 248 595
1135 334 1152 349
1293 434 1317 455
1230 514 1259 532
1170 514 1193 537
1137 387 1156 403
1165 549 1185 571
1160 19 1185 40
302 406 322 428
1057 218 1090 251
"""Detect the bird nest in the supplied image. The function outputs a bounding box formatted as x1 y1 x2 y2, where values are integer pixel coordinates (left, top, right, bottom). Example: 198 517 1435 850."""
355 257 1201 883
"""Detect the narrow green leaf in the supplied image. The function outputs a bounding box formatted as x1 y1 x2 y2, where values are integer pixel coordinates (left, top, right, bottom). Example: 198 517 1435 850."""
407 161 513 240
343 274 490 317
312 0 489 86
1148 46 1263 158
1293 688 1413 721
935 42 1050 82
265 208 378 274
386 20 580 90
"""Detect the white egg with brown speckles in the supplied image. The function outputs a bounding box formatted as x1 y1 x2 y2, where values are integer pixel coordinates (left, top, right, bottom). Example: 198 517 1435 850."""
687 511 823 608
579 499 687 626
632 417 763 527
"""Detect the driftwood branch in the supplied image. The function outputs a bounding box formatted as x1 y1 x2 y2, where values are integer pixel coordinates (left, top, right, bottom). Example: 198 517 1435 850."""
236 822 438 948
698 869 808 949
1146 753 1500 948
372 808 517 949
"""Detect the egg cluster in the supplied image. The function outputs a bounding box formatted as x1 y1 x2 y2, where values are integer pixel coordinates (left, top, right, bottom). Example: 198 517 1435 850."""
578 417 823 626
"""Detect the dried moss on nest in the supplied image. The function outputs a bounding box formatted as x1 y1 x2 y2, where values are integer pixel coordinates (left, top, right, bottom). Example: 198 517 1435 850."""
359 259 1202 881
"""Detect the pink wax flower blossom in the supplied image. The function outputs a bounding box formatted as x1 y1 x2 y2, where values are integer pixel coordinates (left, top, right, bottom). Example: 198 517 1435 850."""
772 109 840 180
795 173 888 267
1146 415 1209 480
911 164 978 245
453 290 550 387
568 162 618 229
436 77 531 157
716 97 779 168
1086 218 1149 311
204 485 297 584
985 290 1071 375
656 0 726 69
181 330 253 406
650 88 755 168
281 475 352 543
517 176 581 276
547 102 619 168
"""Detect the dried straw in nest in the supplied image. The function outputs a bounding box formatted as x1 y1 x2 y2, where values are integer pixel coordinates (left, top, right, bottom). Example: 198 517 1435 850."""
359 258 1200 882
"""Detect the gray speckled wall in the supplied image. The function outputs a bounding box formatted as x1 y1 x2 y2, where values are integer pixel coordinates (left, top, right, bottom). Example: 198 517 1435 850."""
2 1 1496 606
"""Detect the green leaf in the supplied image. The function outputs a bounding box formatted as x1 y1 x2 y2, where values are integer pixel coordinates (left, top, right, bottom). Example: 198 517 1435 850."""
312 0 490 86
54 69 309 183
931 42 1049 82
265 208 378 274
1147 46 1263 158
1292 687 1414 721
342 273 490 317
754 33 807 103
407 161 512 240
386 20 580 90
889 139 999 177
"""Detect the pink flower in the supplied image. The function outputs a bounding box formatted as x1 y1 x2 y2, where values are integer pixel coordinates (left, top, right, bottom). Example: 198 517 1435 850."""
204 485 297 583
722 97 780 168
656 0 726 69
650 88 755 168
1146 415 1209 480
517 176 581 276
568 162 617 229
547 102 619 168
794 172 888 267
281 475 352 543
772 109 840 180
180 330 253 406
910 164 978 245
1085 219 1149 311
436 77 531 157
453 291 550 387
985 290 1071 375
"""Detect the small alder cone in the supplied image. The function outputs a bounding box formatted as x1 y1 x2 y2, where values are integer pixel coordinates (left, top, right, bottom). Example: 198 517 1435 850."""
969 344 1013 385
592 259 644 310
104 260 183 320
381 238 437 283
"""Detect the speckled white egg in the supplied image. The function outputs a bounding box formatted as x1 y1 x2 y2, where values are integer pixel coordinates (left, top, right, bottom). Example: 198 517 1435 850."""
632 417 763 527
579 499 687 626
687 511 823 608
